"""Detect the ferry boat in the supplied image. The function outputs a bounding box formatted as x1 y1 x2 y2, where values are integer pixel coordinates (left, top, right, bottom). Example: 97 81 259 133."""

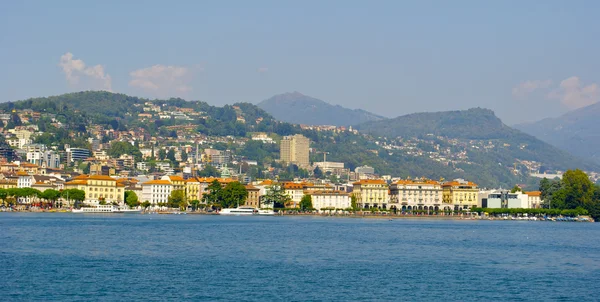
219 207 258 215
71 205 142 214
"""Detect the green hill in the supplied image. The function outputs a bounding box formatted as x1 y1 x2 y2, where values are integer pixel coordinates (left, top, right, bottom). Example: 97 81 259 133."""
1 92 597 188
355 108 600 173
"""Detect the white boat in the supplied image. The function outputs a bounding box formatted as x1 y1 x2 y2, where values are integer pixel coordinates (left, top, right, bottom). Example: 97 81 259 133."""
219 207 257 215
258 209 275 215
71 205 142 214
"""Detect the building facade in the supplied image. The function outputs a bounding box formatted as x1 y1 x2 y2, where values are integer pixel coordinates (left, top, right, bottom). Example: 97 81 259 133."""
141 180 173 205
389 179 446 212
442 179 479 210
64 175 125 204
352 179 389 209
306 190 351 211
280 134 310 168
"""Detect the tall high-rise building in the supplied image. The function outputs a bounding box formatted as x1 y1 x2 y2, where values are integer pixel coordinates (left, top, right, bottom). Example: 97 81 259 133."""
280 134 310 168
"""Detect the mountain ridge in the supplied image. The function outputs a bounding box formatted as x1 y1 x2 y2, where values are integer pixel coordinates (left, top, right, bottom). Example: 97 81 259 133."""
257 92 386 126
515 102 600 164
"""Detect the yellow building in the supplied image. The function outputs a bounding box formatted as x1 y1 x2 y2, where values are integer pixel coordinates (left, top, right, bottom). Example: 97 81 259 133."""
162 175 185 191
244 184 261 208
185 177 236 202
442 179 478 210
0 178 17 189
352 179 389 209
64 175 125 204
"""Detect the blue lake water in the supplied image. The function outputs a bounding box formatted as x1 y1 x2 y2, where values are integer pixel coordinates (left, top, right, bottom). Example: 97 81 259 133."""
1 213 599 301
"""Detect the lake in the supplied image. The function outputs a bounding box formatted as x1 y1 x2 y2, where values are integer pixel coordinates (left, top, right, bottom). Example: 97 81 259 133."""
1 213 599 301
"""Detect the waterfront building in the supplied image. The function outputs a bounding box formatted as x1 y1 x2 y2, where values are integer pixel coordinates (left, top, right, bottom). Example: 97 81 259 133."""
280 134 310 168
482 190 530 209
352 179 389 209
64 174 125 204
305 190 351 211
141 179 173 205
442 179 479 210
161 175 185 191
388 179 446 212
283 182 305 207
526 191 542 208
244 184 261 208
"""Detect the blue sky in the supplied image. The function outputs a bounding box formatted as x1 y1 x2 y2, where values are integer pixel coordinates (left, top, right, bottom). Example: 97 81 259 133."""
1 0 599 124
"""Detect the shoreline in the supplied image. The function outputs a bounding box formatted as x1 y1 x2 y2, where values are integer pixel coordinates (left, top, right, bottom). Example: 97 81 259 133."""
0 209 593 222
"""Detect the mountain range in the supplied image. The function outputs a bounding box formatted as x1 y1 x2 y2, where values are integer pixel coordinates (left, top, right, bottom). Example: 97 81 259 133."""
257 92 386 126
515 102 600 164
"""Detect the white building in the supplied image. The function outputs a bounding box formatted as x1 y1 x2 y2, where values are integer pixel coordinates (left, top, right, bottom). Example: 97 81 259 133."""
526 191 542 208
141 179 173 205
482 191 530 209
306 190 351 211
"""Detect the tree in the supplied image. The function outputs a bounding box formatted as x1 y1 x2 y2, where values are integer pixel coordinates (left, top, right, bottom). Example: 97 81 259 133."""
299 195 313 210
221 181 248 208
198 165 220 177
313 166 324 179
510 185 522 193
158 149 167 161
202 180 223 205
0 189 7 206
181 150 188 162
351 194 358 210
125 191 140 208
561 169 595 209
166 149 176 162
261 184 289 209
168 190 186 209
190 200 200 211
141 201 151 209
61 189 86 207
41 189 61 206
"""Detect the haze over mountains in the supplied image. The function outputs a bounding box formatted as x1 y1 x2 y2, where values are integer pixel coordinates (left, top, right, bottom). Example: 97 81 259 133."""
257 92 386 126
515 102 600 164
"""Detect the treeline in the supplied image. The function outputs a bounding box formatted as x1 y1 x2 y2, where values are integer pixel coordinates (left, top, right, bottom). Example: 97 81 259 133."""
471 207 588 217
539 169 600 219
0 188 85 207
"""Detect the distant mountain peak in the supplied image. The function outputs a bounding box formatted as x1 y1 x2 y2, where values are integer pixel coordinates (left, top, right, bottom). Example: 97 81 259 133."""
257 92 386 126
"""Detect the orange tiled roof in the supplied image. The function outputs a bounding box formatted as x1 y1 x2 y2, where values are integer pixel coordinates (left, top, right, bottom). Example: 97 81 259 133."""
168 175 185 181
87 175 117 181
258 179 274 186
442 181 478 188
394 179 440 186
142 180 172 185
244 184 259 190
352 179 387 185
526 191 541 197
305 190 349 196
65 180 88 185
283 183 304 189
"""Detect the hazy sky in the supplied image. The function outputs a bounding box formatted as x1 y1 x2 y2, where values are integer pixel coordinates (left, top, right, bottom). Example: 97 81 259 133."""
1 1 599 124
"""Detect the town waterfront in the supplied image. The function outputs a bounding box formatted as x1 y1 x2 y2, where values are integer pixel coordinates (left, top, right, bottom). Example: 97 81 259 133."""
1 213 599 301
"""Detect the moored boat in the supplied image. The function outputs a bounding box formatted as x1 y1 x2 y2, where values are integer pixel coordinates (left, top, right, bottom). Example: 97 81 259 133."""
219 207 257 215
258 209 275 215
71 205 142 214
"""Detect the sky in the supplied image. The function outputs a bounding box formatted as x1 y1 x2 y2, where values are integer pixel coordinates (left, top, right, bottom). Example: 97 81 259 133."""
1 0 599 125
